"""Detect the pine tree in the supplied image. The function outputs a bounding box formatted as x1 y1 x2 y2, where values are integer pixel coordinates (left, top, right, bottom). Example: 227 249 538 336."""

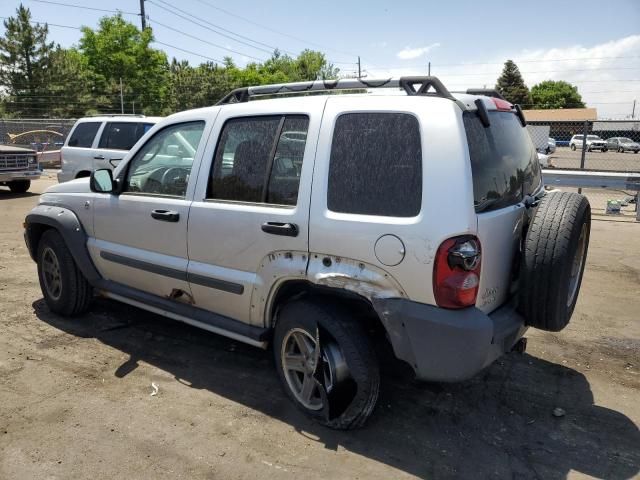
0 4 55 117
495 60 532 107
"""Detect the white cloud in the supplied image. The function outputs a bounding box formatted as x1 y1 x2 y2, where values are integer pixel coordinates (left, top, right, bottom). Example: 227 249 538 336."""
371 35 640 119
396 43 440 60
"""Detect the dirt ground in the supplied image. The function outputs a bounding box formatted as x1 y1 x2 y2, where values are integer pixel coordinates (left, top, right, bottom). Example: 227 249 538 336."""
1 175 639 480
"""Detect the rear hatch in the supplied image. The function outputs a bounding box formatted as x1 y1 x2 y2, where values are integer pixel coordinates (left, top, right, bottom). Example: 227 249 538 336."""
463 102 543 313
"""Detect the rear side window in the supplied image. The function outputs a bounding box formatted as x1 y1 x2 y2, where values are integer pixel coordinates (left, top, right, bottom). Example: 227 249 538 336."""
209 115 309 205
328 113 422 217
67 122 101 148
464 111 542 213
98 122 153 150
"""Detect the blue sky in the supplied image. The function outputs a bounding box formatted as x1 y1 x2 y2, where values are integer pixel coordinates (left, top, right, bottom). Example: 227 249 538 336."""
1 0 639 117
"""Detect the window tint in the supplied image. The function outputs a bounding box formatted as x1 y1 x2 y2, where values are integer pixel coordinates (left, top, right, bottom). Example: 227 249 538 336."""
209 115 309 205
98 122 152 150
68 122 101 148
124 121 205 197
464 111 541 213
327 113 422 217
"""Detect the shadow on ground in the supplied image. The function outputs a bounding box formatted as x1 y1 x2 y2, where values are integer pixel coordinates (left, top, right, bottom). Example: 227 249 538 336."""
34 298 640 480
0 189 39 199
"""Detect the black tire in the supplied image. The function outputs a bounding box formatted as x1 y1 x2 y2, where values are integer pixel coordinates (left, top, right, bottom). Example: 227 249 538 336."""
519 192 591 332
634 150 638 154
570 144 576 151
619 147 624 153
602 147 608 152
273 299 379 430
37 229 93 316
9 180 30 193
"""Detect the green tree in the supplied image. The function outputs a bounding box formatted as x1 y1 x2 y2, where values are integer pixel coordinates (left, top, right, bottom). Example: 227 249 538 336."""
0 4 55 117
530 80 585 109
79 14 169 115
495 60 531 107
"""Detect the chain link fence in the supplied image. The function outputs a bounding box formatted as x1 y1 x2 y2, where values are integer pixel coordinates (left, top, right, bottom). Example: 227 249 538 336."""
528 120 640 218
0 118 77 167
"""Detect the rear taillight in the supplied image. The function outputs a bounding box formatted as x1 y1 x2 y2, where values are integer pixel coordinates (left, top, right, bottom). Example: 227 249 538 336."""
433 235 482 309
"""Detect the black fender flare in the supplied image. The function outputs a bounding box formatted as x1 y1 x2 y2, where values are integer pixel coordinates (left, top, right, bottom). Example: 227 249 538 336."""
24 204 102 284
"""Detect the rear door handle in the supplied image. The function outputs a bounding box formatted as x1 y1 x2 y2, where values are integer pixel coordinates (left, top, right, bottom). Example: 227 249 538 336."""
94 155 105 160
151 209 180 222
261 222 298 237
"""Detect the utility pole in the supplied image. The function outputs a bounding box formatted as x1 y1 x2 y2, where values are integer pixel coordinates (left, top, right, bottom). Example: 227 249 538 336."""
119 78 124 114
632 99 636 119
357 56 361 78
139 0 146 30
428 62 431 76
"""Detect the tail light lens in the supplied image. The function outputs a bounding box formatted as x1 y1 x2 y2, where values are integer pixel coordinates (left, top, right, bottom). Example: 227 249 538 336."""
433 235 482 309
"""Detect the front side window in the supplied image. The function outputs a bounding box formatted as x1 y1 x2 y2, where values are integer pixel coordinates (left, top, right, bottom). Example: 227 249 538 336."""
68 122 101 148
98 122 153 150
209 115 309 205
327 113 422 217
124 121 205 197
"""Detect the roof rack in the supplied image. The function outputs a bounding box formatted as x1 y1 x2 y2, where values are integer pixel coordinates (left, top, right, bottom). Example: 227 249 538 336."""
216 76 456 105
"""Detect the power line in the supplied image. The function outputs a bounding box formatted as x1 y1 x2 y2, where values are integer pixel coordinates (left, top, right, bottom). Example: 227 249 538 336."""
188 0 357 63
147 17 265 62
29 0 138 16
147 0 278 55
152 40 224 63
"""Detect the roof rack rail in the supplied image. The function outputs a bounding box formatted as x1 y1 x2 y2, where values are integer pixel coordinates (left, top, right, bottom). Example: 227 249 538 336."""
216 76 456 105
87 114 147 118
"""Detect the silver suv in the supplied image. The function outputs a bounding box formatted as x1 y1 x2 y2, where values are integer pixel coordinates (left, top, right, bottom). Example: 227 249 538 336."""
570 134 607 152
24 77 591 429
58 115 161 183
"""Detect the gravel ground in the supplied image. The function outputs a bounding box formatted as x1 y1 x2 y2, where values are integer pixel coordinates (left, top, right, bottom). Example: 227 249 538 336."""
1 175 639 480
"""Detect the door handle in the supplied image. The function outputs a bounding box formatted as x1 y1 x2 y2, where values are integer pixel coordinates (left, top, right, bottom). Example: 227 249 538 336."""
261 222 298 237
94 155 105 160
151 209 180 222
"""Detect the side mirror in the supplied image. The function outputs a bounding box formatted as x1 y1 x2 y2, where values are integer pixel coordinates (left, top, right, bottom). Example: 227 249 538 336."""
90 168 115 193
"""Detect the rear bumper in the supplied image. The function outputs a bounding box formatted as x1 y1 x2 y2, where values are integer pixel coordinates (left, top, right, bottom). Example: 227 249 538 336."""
373 298 527 382
0 170 41 183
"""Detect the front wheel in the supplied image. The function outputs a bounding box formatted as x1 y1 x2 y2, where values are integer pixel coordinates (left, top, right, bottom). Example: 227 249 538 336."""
619 147 624 153
9 180 30 193
602 147 608 152
37 229 93 316
273 299 379 429
570 144 577 151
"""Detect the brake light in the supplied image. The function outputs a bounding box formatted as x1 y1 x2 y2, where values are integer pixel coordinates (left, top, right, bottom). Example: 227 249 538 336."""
491 98 513 111
433 235 482 309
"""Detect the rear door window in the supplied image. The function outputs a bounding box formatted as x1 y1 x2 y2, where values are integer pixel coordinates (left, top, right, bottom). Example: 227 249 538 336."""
327 113 422 217
67 122 101 148
464 111 542 213
98 122 154 150
208 115 309 205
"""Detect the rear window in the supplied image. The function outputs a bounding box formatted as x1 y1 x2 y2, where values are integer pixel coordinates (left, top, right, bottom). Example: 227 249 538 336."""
464 111 541 213
328 113 422 217
67 122 101 148
98 122 154 150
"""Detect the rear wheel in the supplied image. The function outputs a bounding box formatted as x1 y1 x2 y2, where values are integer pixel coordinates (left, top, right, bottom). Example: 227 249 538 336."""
519 192 591 332
9 180 30 193
273 299 379 429
37 229 93 316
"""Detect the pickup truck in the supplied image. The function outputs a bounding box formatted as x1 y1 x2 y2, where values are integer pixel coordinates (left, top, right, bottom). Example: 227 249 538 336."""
0 145 41 193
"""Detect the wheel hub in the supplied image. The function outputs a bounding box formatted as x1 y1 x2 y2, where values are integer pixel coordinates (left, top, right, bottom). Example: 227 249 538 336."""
42 246 62 301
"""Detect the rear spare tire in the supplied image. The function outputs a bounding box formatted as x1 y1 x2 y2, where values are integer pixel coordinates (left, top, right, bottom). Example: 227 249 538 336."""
519 192 590 332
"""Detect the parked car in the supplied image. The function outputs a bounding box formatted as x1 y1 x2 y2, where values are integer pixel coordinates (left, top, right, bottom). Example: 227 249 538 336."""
0 144 41 193
25 77 591 429
57 115 162 183
605 137 640 153
546 137 556 154
569 134 607 152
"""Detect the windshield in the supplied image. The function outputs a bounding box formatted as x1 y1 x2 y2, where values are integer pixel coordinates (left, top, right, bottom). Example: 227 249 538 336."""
464 111 542 213
620 137 634 143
